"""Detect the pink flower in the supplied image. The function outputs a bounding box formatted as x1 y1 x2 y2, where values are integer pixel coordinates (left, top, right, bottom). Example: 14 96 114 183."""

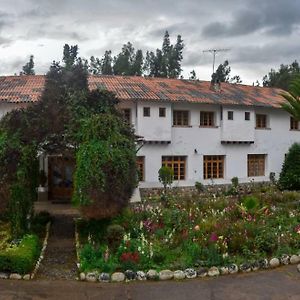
210 232 218 242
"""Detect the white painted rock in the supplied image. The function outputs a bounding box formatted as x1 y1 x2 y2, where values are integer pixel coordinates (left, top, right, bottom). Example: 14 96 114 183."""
23 274 31 280
196 267 208 277
111 272 125 282
136 271 147 281
159 270 174 280
86 272 97 282
146 269 158 280
99 272 110 282
184 268 197 279
10 273 22 280
280 254 290 265
79 272 86 281
219 266 229 275
228 264 239 274
297 264 300 273
290 255 300 265
174 270 185 280
269 258 280 268
0 273 9 279
208 267 220 277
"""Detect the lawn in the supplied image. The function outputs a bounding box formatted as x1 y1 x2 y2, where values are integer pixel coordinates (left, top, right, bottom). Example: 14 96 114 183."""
76 186 300 274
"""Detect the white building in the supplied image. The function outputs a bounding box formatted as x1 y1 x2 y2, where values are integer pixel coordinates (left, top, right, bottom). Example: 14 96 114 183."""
1 75 299 197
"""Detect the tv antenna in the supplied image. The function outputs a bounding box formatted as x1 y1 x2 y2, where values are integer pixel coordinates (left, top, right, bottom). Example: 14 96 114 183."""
203 48 230 74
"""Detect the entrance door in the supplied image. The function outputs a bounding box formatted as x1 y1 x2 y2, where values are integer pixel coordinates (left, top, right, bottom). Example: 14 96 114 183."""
48 156 75 202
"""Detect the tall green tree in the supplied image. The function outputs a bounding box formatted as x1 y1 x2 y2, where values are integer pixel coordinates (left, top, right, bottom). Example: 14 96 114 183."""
101 50 113 75
144 31 184 78
20 55 35 75
63 44 79 71
211 60 242 84
263 61 300 91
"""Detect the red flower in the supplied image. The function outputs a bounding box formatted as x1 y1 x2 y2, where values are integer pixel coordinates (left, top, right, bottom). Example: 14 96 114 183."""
209 232 218 243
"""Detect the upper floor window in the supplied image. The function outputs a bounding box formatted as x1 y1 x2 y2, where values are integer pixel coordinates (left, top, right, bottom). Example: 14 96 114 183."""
143 107 150 117
248 154 266 177
290 117 299 130
203 155 224 179
136 156 145 181
256 114 267 128
200 111 215 127
122 108 131 124
162 156 186 180
227 111 234 120
159 107 166 117
245 112 250 121
173 110 189 126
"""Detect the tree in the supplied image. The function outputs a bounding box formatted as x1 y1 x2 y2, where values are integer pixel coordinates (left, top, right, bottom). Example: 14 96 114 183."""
189 70 197 80
101 50 113 75
278 143 300 190
89 56 102 75
280 76 300 121
158 166 174 204
20 55 35 75
211 60 242 84
63 44 79 71
263 61 300 90
144 31 184 78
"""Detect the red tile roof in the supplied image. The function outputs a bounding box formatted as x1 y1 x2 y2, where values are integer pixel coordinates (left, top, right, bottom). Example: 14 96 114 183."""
0 75 285 108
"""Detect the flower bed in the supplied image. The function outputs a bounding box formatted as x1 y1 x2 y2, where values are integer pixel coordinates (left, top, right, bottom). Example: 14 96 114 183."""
76 188 300 282
0 211 51 280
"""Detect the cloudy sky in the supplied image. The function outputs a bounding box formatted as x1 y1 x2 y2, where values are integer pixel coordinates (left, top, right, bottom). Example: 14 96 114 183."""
0 0 299 84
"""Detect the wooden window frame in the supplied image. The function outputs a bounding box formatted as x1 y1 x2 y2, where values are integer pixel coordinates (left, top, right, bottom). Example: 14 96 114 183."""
173 110 189 127
290 117 299 130
248 154 266 177
143 107 150 117
203 155 224 179
162 156 186 180
136 156 145 181
256 114 267 129
228 111 234 120
159 107 166 117
245 112 250 121
200 111 215 127
122 108 131 124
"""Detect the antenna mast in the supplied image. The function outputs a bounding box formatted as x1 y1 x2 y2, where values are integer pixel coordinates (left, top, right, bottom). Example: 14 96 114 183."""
203 48 230 74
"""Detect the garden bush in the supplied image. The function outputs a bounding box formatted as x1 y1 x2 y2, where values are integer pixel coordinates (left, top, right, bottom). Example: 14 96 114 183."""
0 234 40 274
279 143 300 190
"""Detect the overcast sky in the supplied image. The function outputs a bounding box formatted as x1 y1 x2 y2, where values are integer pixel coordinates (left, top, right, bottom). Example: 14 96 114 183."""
0 0 299 85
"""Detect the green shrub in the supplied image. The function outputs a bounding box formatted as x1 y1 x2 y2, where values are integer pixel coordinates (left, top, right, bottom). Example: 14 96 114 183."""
242 196 260 212
279 143 300 190
195 181 205 193
106 224 125 251
0 234 40 274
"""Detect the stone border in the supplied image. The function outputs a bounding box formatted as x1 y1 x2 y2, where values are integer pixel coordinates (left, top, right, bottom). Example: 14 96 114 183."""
0 221 51 281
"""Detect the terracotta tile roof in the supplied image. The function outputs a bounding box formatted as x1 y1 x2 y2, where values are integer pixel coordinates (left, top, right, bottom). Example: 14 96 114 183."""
0 75 45 103
0 75 285 108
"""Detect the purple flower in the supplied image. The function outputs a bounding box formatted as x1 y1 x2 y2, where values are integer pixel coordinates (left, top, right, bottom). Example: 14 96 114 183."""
209 232 218 243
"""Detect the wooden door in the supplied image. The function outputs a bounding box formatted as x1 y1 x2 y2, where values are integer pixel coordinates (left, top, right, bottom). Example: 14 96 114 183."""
48 156 75 202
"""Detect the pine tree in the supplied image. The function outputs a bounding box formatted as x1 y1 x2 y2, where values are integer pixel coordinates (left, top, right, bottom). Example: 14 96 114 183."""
20 55 35 75
63 44 78 71
113 42 135 75
131 49 143 76
101 50 113 75
89 56 102 75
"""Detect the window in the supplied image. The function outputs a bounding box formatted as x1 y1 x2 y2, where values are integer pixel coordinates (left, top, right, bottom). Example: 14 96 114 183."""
162 156 186 180
159 107 166 117
290 117 299 130
256 114 267 128
122 108 131 124
203 155 224 179
200 111 215 127
245 112 250 121
228 111 234 120
143 107 150 117
248 154 266 177
136 156 145 181
173 110 189 126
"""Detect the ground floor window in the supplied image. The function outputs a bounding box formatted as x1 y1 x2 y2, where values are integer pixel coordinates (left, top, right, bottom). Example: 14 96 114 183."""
162 156 186 180
136 156 145 181
203 155 224 179
248 154 266 177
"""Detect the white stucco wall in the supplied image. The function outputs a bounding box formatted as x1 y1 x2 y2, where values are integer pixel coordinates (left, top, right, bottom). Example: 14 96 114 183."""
131 101 300 188
0 103 26 119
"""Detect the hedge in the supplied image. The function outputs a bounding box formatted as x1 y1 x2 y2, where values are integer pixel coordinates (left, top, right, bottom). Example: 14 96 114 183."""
0 234 41 274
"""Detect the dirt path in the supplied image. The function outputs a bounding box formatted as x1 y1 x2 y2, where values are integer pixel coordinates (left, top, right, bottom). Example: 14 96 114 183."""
36 214 78 280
